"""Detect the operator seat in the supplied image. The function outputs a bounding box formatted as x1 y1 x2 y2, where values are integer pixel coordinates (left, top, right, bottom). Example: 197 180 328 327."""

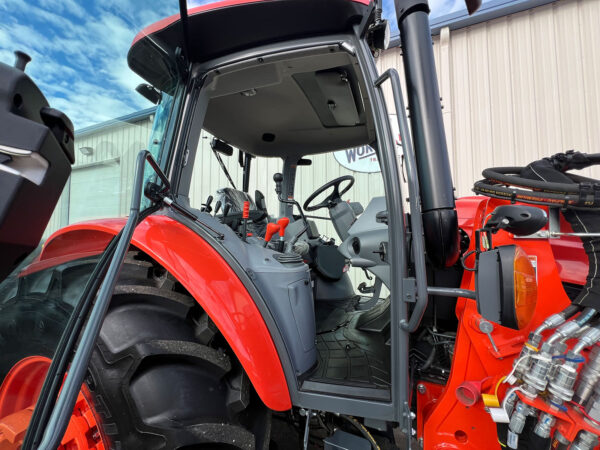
215 187 268 236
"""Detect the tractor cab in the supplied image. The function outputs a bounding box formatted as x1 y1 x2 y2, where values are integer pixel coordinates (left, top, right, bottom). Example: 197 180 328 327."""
8 0 570 448
150 24 397 387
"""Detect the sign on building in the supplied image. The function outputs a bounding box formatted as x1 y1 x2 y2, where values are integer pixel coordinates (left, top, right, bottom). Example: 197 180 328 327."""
333 115 402 173
334 145 381 173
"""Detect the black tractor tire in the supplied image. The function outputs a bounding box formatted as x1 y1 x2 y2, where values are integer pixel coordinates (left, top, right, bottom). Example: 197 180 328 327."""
0 252 271 450
0 256 98 380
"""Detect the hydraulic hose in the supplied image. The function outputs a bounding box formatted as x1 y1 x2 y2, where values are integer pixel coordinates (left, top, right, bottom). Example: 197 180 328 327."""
473 151 600 209
477 151 600 310
534 305 581 336
571 325 600 355
575 308 597 327
522 433 551 450
511 305 582 382
542 307 595 348
339 415 380 450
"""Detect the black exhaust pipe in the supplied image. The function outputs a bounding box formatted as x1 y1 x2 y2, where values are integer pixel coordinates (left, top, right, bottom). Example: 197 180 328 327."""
394 0 459 267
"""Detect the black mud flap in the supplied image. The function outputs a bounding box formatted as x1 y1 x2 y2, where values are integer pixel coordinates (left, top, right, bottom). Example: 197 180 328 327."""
0 52 74 281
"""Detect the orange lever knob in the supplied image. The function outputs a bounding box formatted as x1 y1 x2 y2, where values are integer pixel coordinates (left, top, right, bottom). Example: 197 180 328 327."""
277 217 290 237
265 223 280 242
242 201 250 219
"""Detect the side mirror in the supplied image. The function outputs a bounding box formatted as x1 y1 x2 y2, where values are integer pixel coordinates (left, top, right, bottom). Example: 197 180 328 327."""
486 205 547 236
0 52 74 281
476 245 537 330
135 83 162 105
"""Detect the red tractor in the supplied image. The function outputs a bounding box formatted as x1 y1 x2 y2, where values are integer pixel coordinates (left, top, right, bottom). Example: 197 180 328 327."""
1 0 600 449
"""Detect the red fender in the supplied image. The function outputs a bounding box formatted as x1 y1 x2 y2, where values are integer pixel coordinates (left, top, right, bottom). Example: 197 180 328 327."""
33 215 291 411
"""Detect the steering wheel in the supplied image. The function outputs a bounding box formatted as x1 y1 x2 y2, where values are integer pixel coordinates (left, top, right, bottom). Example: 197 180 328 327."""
303 175 355 212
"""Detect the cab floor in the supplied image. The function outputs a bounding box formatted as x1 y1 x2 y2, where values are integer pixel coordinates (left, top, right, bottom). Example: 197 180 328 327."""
308 312 391 389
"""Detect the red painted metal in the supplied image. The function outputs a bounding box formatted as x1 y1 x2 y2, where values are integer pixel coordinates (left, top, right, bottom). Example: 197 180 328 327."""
516 391 600 443
277 217 290 237
0 356 105 450
34 215 291 411
422 197 574 449
0 356 50 420
457 196 588 286
132 0 371 47
265 222 280 243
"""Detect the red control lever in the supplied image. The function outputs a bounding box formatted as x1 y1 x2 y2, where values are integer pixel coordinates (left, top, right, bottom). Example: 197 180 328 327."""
277 217 290 237
241 201 250 242
264 223 280 245
276 217 290 252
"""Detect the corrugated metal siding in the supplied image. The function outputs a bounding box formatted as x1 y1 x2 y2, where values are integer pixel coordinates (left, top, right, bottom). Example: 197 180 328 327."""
44 0 600 245
376 0 600 197
43 116 154 238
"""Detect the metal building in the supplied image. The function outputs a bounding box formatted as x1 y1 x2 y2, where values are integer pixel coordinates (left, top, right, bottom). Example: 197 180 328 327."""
45 0 600 240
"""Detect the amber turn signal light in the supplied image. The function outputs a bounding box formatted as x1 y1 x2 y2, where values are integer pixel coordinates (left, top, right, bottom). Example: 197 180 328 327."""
507 246 538 329
476 245 538 330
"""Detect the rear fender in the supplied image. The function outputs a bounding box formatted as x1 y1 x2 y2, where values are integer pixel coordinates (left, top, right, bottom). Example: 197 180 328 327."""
36 215 292 411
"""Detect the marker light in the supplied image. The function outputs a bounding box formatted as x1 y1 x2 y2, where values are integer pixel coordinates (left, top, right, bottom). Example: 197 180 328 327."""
510 246 538 329
476 245 538 330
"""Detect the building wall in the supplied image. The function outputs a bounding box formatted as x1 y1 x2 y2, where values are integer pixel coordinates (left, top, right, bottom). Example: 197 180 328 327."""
377 0 600 197
44 115 154 238
45 0 600 242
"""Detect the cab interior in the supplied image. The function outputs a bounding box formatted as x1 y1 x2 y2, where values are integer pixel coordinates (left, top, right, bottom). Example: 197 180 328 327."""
183 41 394 397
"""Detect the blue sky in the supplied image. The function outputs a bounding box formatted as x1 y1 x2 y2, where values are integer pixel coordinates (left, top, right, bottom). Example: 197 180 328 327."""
0 0 467 130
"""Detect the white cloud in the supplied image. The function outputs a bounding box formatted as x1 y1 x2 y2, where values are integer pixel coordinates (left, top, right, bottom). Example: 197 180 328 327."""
2 0 473 130
39 0 87 19
0 0 170 129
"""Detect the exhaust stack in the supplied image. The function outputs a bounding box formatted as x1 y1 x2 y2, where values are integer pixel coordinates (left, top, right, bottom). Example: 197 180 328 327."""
393 0 459 267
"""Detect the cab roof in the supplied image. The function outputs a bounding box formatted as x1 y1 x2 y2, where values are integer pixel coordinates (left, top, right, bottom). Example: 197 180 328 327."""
128 0 371 91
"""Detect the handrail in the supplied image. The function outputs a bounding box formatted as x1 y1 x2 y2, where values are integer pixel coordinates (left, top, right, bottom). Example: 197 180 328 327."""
374 68 428 332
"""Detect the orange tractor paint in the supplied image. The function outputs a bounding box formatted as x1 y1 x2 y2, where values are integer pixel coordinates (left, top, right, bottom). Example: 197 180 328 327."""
34 216 292 412
2 0 600 448
0 357 104 450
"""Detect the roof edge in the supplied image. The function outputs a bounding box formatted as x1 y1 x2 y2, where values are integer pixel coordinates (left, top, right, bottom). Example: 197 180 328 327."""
430 0 557 35
75 107 157 138
389 0 557 46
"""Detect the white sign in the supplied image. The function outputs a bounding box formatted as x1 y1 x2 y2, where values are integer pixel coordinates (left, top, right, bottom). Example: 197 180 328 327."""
334 145 381 173
333 115 403 173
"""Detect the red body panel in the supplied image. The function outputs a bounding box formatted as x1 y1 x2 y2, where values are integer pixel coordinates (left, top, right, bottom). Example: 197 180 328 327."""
132 0 371 47
457 196 588 285
422 197 579 448
35 215 291 411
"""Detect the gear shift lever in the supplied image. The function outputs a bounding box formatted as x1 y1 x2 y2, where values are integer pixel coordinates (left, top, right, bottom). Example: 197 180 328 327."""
272 172 310 249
